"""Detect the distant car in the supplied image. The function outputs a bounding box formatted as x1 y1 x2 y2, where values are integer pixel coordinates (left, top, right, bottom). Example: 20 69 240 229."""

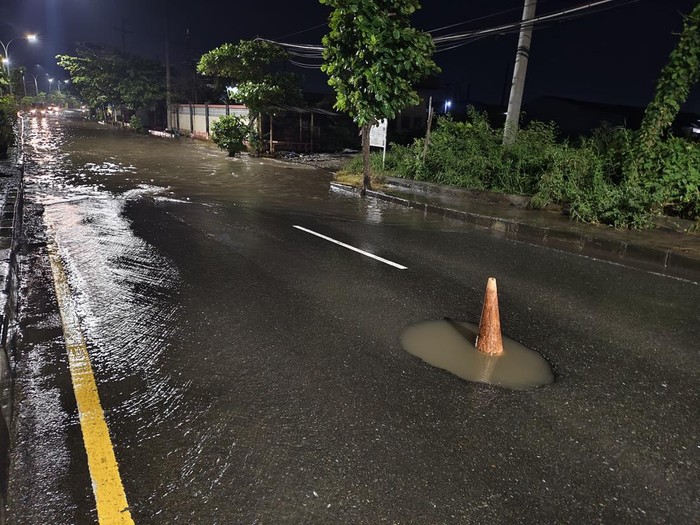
29 104 47 117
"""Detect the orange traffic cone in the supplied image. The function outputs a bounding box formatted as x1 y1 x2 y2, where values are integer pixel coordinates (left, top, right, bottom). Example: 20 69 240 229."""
476 277 504 356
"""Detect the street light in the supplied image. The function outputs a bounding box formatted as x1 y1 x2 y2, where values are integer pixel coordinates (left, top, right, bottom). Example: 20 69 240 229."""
0 34 38 94
47 77 53 94
28 73 40 95
444 100 452 114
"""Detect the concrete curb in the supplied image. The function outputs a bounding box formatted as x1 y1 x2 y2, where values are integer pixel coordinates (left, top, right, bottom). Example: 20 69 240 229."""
0 123 21 525
383 177 533 208
330 182 700 283
0 156 23 524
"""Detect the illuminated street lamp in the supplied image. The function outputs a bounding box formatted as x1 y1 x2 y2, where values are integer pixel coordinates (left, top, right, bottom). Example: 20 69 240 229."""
444 100 452 114
47 77 54 94
0 34 38 94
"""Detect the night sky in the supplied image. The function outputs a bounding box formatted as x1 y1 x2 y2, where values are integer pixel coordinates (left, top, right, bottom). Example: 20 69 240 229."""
2 0 699 114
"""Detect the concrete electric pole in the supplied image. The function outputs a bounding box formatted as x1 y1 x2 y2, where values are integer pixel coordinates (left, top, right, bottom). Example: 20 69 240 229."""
503 0 537 145
165 7 172 131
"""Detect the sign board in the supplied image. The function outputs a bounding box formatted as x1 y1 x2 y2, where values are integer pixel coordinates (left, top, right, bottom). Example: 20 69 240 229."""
369 119 388 168
369 119 388 148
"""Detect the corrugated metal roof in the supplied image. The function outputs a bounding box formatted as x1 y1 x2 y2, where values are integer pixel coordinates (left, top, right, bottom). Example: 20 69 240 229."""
269 105 339 116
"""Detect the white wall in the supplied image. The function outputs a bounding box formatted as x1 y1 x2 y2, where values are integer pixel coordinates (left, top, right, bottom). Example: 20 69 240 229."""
169 104 249 138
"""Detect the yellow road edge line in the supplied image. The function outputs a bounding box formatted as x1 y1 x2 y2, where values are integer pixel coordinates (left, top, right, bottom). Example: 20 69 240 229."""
47 241 135 525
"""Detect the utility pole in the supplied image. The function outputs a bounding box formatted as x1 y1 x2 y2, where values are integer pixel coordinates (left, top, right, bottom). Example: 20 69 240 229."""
503 0 537 145
165 3 172 130
422 96 434 162
114 18 133 53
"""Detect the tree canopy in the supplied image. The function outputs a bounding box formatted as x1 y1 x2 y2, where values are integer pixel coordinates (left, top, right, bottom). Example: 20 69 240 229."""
197 40 301 116
636 3 700 156
320 0 438 126
57 43 165 112
320 0 439 192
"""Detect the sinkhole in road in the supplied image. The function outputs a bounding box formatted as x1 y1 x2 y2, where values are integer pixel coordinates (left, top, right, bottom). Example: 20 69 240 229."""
400 319 554 390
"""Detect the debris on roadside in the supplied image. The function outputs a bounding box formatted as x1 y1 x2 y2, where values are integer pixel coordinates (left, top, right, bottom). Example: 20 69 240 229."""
273 150 357 171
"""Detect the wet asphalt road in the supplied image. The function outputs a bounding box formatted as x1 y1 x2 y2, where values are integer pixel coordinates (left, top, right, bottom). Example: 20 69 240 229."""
7 116 699 524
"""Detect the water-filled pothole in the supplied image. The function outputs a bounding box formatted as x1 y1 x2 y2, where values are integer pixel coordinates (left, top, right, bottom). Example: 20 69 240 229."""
401 319 554 390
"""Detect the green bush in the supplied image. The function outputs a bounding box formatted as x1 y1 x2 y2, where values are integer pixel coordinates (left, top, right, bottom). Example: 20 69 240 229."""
420 112 502 189
0 96 17 159
531 144 654 228
344 151 391 174
393 109 561 196
211 115 249 156
643 136 700 219
347 107 699 228
532 127 699 227
129 115 144 133
499 120 559 195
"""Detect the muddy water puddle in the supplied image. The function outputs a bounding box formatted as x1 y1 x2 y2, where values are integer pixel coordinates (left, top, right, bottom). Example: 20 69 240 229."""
401 319 554 390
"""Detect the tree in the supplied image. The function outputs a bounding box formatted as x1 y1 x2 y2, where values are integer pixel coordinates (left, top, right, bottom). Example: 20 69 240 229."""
118 54 166 110
636 3 700 159
320 0 439 194
0 67 9 95
197 40 302 154
57 43 164 121
0 96 17 159
9 67 25 97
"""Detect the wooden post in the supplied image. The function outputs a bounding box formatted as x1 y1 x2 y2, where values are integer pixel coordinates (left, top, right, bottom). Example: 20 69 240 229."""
269 114 274 153
310 113 314 154
361 123 371 196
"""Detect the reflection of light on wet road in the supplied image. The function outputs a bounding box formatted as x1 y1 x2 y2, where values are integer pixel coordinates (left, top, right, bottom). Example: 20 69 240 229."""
47 240 134 524
23 116 186 513
16 116 486 522
41 188 185 434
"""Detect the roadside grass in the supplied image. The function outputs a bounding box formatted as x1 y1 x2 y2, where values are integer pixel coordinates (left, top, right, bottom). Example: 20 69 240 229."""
334 154 390 189
345 109 700 229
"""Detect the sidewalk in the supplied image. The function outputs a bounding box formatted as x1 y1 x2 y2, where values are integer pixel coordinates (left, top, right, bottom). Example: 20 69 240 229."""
330 177 700 283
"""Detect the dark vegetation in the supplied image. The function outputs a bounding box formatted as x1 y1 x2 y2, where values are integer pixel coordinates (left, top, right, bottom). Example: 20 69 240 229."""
0 96 18 159
343 110 699 228
340 4 700 229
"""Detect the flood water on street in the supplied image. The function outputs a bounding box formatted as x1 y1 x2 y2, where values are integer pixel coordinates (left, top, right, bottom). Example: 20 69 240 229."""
15 115 476 523
10 115 699 525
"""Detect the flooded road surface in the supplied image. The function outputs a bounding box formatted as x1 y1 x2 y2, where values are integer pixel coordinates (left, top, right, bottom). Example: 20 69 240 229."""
8 117 699 524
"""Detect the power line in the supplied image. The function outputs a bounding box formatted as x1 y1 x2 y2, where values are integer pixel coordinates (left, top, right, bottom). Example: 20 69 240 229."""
259 0 641 67
275 22 328 41
428 0 542 35
433 0 640 47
